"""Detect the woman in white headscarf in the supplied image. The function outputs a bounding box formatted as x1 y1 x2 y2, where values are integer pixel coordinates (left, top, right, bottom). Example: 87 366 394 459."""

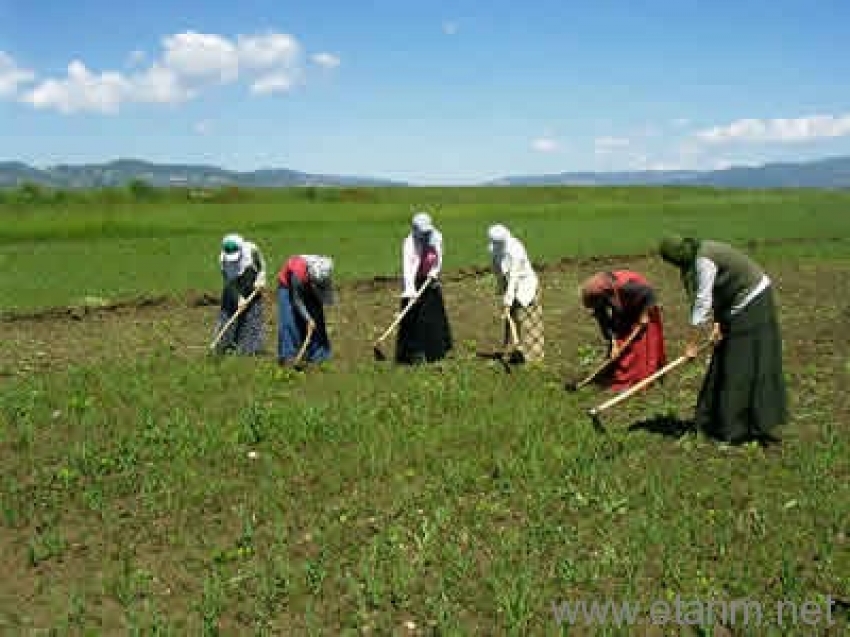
487 224 544 362
395 211 453 364
214 233 267 354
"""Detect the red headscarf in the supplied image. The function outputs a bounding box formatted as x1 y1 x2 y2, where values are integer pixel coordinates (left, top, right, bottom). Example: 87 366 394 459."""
580 271 615 308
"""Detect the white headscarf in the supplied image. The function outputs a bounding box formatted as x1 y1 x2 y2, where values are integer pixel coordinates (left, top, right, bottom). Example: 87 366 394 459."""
302 254 336 304
220 233 253 280
488 224 511 256
303 254 334 284
411 211 441 249
412 212 433 234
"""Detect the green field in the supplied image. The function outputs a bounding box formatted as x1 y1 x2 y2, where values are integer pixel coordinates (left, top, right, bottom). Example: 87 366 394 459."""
1 186 848 634
2 186 849 312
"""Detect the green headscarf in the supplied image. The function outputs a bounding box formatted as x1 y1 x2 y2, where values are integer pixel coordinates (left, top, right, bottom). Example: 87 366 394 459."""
658 234 701 302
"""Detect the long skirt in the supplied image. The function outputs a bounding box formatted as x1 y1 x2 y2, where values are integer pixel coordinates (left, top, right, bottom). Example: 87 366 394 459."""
504 294 545 362
277 286 331 364
395 279 453 364
695 286 788 443
600 305 667 391
213 289 265 355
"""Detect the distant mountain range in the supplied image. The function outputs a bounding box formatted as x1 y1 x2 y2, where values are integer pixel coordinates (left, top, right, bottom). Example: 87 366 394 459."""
486 156 850 188
1 155 850 189
0 159 406 189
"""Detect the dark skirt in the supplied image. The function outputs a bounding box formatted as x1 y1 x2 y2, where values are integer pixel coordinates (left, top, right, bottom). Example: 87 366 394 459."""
695 286 788 443
395 279 453 364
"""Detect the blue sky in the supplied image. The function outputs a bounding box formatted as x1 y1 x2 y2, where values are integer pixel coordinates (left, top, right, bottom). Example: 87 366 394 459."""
1 0 849 184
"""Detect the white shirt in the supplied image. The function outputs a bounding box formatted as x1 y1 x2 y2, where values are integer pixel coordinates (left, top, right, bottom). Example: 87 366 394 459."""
401 230 443 297
491 236 539 308
691 256 770 326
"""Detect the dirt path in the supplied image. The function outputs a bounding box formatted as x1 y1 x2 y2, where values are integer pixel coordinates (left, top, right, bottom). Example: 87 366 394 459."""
2 250 847 403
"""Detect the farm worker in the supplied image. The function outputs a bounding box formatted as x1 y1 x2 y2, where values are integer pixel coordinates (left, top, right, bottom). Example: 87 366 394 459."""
214 233 267 354
395 211 453 364
276 255 336 366
487 224 545 362
658 235 788 444
579 270 667 390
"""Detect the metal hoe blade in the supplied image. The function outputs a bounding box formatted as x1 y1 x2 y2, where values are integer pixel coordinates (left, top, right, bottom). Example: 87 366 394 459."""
586 407 608 434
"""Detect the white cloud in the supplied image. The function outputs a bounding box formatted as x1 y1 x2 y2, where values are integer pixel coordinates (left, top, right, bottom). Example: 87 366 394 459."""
311 52 340 69
250 72 295 95
627 154 650 169
711 158 762 170
531 137 559 153
22 59 195 113
644 161 687 171
240 33 302 95
0 51 36 98
442 21 459 35
237 33 300 69
19 29 320 114
23 60 131 114
161 31 239 83
695 113 850 144
133 63 195 104
127 50 147 68
588 125 799 173
594 136 630 154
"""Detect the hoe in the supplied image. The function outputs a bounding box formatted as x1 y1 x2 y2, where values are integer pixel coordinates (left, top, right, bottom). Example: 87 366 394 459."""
587 341 711 432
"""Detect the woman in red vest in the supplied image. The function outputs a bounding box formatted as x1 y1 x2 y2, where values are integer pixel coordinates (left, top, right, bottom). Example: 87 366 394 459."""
277 254 335 366
579 270 667 391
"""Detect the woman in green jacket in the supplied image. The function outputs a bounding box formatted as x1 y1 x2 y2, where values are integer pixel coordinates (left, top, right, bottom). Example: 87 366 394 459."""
659 235 787 444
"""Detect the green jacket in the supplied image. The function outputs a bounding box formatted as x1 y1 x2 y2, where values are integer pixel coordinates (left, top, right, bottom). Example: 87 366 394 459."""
698 240 764 320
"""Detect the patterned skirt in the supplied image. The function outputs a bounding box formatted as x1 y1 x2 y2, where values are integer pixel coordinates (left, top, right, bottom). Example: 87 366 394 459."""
505 294 545 362
214 293 265 355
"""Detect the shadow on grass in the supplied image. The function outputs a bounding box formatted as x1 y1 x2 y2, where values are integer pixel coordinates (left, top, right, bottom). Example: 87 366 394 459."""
628 414 696 439
628 414 786 450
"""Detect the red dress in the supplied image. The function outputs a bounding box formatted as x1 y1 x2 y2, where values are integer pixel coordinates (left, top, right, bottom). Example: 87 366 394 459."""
592 270 667 391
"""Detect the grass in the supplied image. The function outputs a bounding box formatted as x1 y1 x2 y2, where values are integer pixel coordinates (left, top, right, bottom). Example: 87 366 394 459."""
0 186 848 634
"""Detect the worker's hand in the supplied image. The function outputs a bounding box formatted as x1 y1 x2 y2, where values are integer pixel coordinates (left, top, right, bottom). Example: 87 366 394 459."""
711 322 723 344
254 279 265 291
501 306 511 320
639 311 650 326
610 341 622 360
307 319 317 334
237 295 248 311
684 342 699 359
